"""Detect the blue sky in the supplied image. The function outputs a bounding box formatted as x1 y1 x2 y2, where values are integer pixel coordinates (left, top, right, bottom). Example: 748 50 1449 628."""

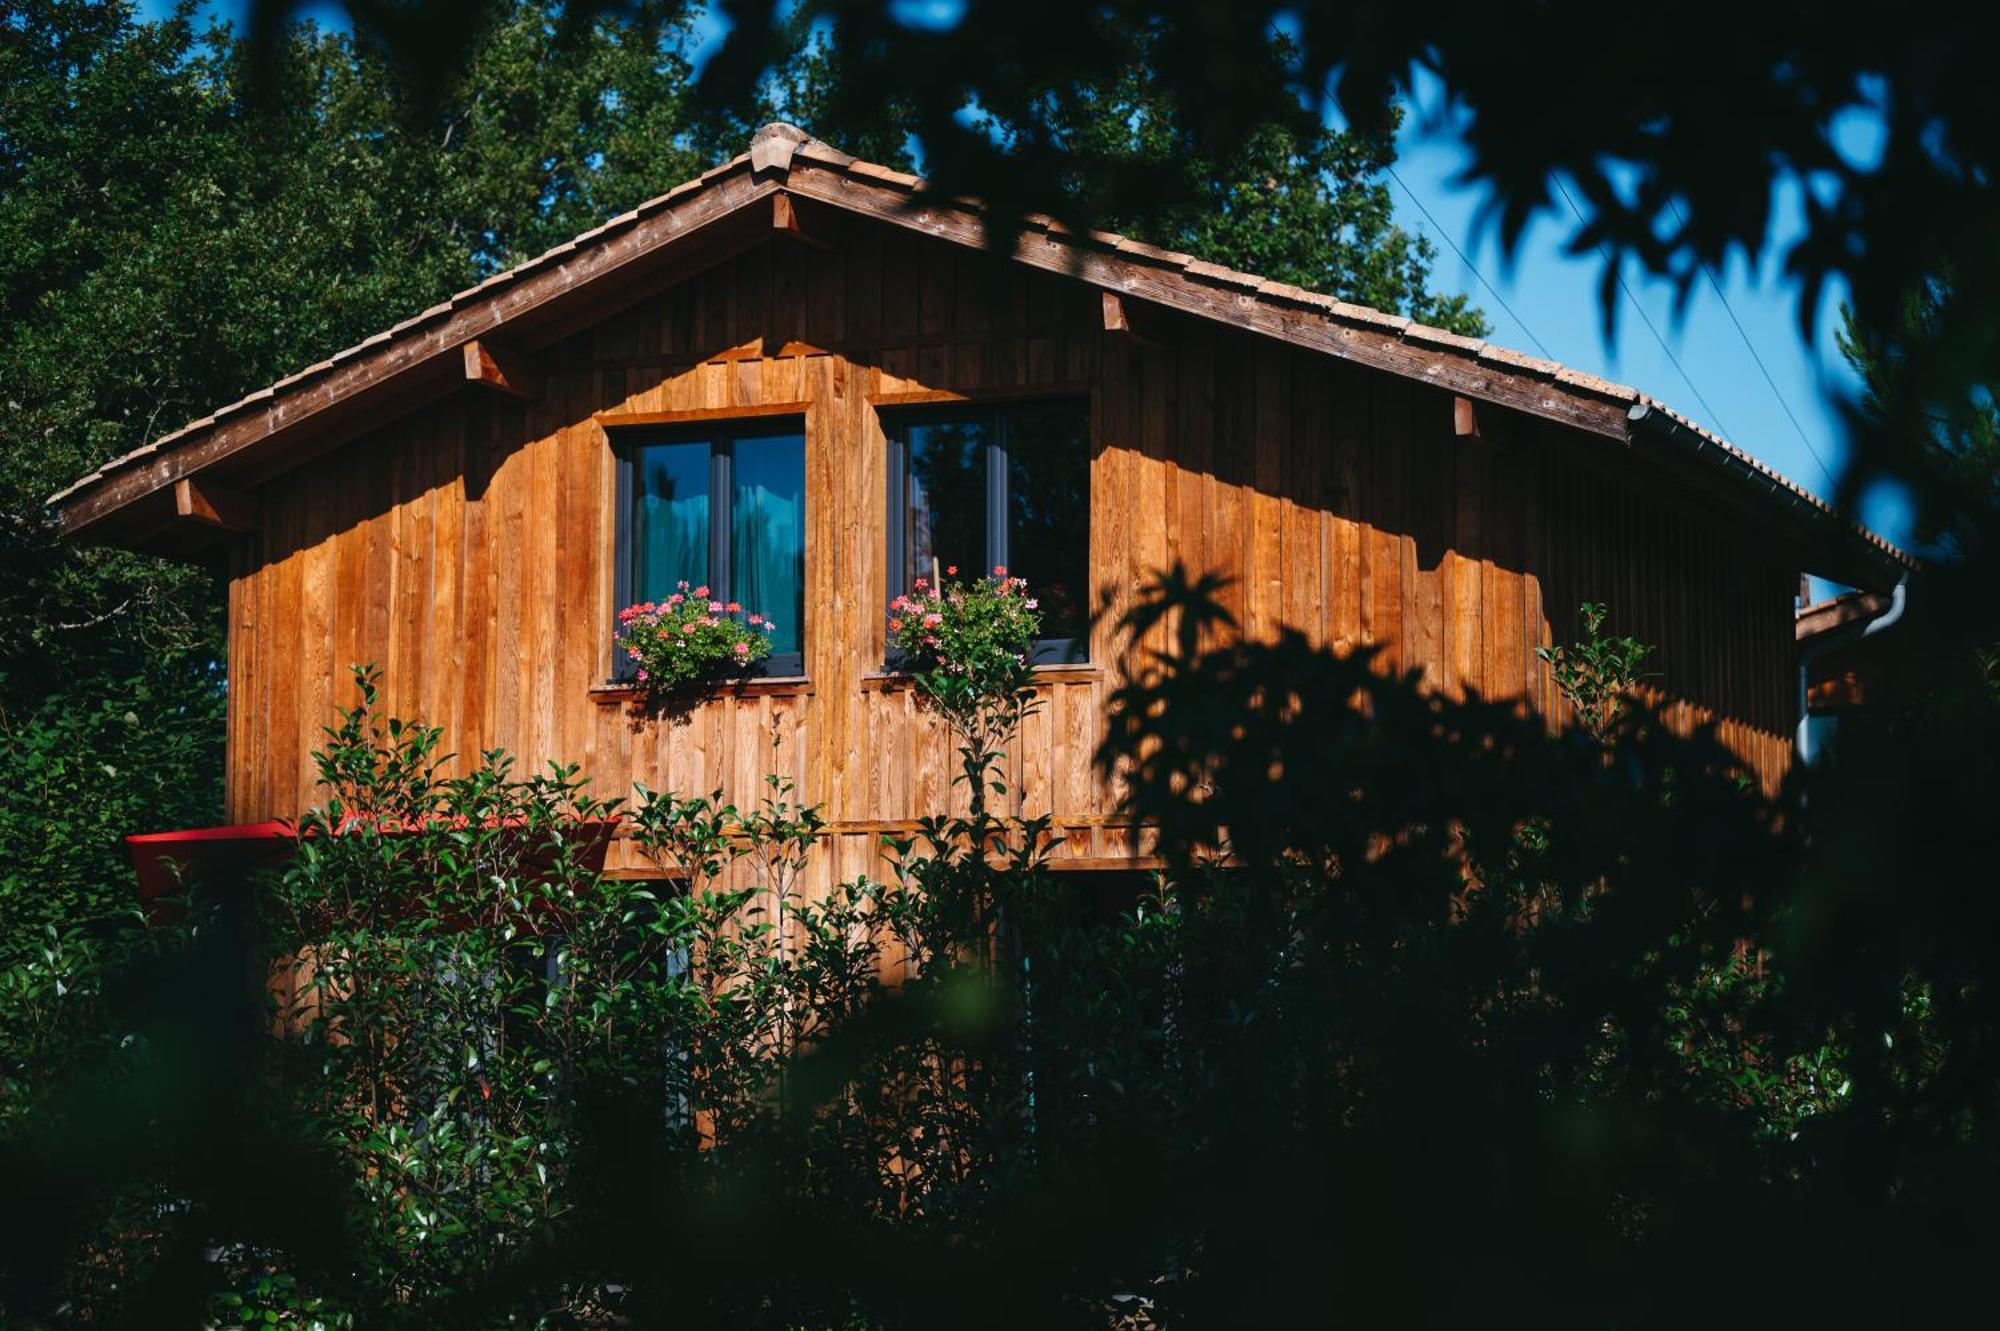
1386 69 1901 548
137 1 1903 558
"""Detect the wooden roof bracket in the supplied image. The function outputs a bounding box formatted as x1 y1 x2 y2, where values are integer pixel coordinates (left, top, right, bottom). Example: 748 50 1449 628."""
462 338 544 400
173 476 258 533
1100 289 1166 351
771 193 833 252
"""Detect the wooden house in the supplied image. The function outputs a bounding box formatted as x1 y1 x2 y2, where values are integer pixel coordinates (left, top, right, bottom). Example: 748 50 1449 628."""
52 124 1911 885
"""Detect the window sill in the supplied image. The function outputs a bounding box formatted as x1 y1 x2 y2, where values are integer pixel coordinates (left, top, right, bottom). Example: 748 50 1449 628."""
589 675 814 705
860 662 1102 693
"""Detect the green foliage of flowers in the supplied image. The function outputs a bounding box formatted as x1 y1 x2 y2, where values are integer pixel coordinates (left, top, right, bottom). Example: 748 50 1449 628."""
616 582 773 694
888 567 1041 712
889 567 1043 816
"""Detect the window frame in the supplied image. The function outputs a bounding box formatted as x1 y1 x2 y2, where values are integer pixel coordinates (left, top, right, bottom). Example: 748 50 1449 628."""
882 397 1092 666
610 415 808 681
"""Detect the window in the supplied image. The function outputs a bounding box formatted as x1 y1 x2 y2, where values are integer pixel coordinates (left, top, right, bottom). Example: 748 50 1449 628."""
884 399 1090 661
613 419 806 676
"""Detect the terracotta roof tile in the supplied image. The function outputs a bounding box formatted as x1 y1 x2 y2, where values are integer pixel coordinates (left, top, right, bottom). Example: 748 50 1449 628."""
1402 323 1485 352
1182 259 1261 290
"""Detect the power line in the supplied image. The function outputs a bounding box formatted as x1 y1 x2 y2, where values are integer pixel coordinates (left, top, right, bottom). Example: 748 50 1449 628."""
1667 199 1837 489
1550 176 1735 441
1386 164 1555 360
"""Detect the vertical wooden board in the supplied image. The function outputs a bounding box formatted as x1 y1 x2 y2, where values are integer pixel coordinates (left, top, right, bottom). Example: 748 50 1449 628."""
913 703 946 817
733 356 761 408
224 553 246 821
764 243 803 349
1483 455 1527 703
298 468 336 800
916 340 949 391
1066 329 1098 384
329 448 370 737
817 354 854 815
984 334 1022 389
729 694 758 807
952 341 985 391
919 236 954 337
595 303 648 364
266 489 303 817
1067 680 1099 817
1020 333 1053 385
233 547 266 822
247 537 271 818
553 382 591 770
1406 391 1448 694
1448 397 1485 700
431 407 469 768
1022 684 1054 817
1248 345 1286 641
805 241 845 348
697 264 733 356
379 424 409 720
1205 334 1252 637
880 232 922 342
860 689 894 821
660 279 695 360
525 405 561 770
1283 351 1326 647
1023 270 1057 331
1327 364 1365 653
1364 378 1407 673
953 250 993 337
1135 344 1171 644
1094 335 1134 658
698 359 730 410
842 215 883 343
581 377 617 788
1173 326 1214 617
412 409 444 736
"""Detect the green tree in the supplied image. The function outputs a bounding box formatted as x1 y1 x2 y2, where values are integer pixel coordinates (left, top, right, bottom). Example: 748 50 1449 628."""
0 0 722 967
772 15 1486 334
988 21 1486 334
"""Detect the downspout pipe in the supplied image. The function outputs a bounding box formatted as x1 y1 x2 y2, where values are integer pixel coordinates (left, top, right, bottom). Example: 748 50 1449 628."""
1796 573 1908 768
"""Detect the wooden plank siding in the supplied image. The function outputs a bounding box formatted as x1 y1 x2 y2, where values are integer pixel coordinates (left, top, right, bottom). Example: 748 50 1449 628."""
224 215 1798 894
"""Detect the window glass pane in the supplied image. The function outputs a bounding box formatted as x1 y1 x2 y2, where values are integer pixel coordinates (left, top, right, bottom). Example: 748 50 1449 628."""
632 438 709 603
903 417 987 592
730 429 806 658
1006 404 1090 645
